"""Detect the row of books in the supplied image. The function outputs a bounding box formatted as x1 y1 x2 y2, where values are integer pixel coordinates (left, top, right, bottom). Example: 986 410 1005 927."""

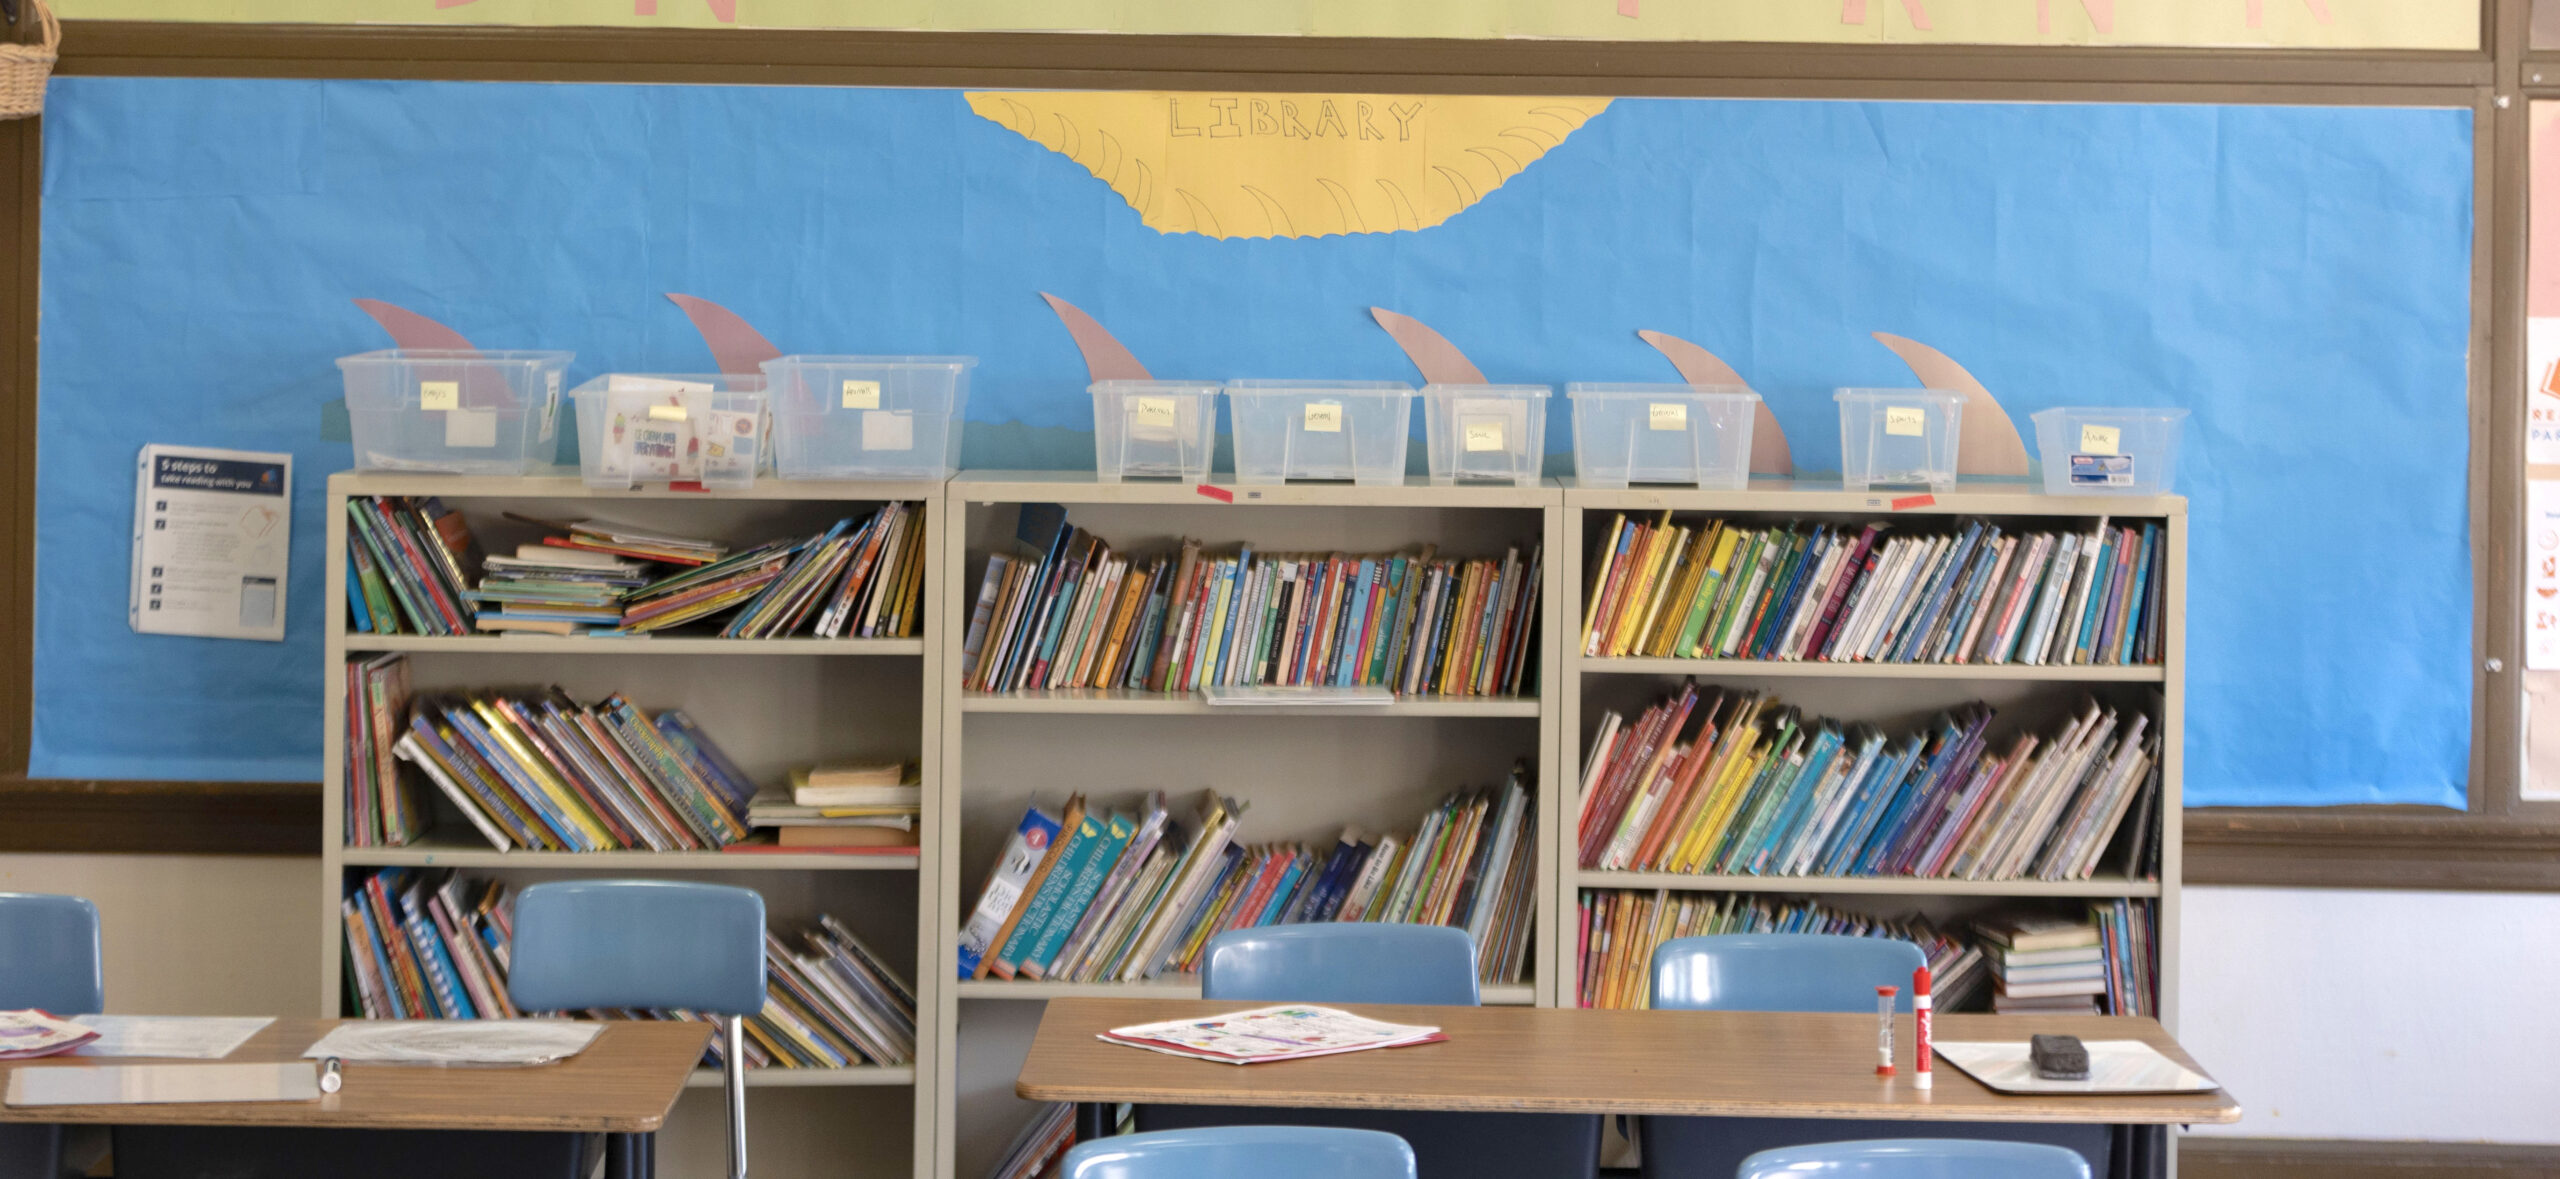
1981 904 2157 1016
956 770 1539 986
1576 684 2159 883
339 868 918 1069
959 510 1542 698
1579 513 2166 666
1573 890 1989 1011
344 655 757 851
741 763 924 851
345 495 483 636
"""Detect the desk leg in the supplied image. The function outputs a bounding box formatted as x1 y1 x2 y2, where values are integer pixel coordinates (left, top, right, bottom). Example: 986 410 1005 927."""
1075 1102 1111 1145
2109 1125 2168 1179
606 1132 656 1179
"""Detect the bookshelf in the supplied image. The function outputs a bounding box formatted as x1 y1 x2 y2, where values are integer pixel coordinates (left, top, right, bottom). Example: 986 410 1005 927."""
932 472 1566 1179
318 472 943 1177
1557 478 2185 1033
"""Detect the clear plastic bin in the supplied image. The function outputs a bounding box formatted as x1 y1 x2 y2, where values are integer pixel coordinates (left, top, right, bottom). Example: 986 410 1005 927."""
1836 388 1966 490
1421 384 1550 487
337 349 572 475
1091 380 1221 482
570 374 769 490
1565 383 1760 489
761 356 974 481
2030 407 2190 495
1225 380 1415 486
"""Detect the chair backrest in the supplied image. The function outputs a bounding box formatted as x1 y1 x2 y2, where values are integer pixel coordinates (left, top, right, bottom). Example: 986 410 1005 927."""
506 880 765 1016
1650 933 1925 1013
0 893 104 1014
1064 1127 1417 1179
1200 924 1479 1006
1737 1138 2091 1179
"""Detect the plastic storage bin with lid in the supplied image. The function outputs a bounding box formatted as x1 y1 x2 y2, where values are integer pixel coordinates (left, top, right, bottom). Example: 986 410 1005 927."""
761 356 974 481
1091 380 1220 482
1225 380 1415 486
337 349 573 475
2030 407 2190 496
1565 383 1759 489
570 374 769 490
1421 384 1550 487
1835 388 1965 490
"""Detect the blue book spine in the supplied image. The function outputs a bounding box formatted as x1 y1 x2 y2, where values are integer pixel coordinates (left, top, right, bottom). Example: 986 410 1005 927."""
1255 854 1312 927
446 709 592 851
346 565 375 633
1022 815 1136 977
1753 727 1845 872
1892 523 1979 662
1212 550 1254 686
397 891 475 1019
2073 530 2116 662
2118 525 2158 664
359 894 409 1019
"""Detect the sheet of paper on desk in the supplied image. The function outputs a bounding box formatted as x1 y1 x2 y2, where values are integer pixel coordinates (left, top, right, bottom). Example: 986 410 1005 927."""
1932 1040 2219 1095
72 1016 272 1059
6 1062 319 1107
1102 1005 1444 1065
302 1020 603 1065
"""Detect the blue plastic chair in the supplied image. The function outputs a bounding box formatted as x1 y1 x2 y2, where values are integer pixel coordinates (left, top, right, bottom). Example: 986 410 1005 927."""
0 893 104 1014
0 893 103 1179
507 881 765 1179
1136 924 1599 1179
1063 1127 1417 1179
1639 935 2105 1179
1737 1138 2092 1179
1200 925 1480 1006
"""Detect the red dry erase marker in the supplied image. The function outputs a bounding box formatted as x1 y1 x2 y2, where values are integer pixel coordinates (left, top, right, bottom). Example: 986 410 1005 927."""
1875 985 1898 1076
1913 965 1934 1090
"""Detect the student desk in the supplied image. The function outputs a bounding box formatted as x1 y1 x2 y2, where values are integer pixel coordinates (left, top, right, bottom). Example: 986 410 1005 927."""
0 1017 707 1179
1016 999 2241 1179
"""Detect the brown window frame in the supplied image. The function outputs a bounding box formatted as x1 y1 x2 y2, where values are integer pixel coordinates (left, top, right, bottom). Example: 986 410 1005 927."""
3 8 2551 885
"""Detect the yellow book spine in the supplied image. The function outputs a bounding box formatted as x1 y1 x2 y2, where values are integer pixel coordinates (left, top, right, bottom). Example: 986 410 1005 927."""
1607 513 1674 656
469 699 615 848
1627 527 1692 660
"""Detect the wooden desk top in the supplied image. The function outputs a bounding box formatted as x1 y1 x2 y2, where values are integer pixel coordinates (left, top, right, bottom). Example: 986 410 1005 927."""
1017 999 2241 1126
0 1019 709 1133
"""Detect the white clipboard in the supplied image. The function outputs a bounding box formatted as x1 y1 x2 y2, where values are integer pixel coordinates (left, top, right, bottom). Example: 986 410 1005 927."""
5 1062 320 1107
1932 1040 2220 1095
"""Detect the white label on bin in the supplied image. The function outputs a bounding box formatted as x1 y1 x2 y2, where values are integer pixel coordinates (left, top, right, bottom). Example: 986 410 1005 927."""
1885 406 1927 437
841 380 882 410
443 410 498 449
418 380 460 412
1130 396 1180 430
1303 402 1344 433
1462 418 1507 452
2079 424 2122 456
862 410 915 451
1648 402 1687 431
647 404 689 422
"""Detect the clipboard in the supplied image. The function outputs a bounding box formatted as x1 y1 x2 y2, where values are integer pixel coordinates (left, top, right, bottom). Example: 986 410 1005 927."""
1931 1040 2219 1095
5 1062 321 1107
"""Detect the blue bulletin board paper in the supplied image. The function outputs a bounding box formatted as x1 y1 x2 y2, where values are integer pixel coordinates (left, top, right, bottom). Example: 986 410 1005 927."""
35 80 2471 805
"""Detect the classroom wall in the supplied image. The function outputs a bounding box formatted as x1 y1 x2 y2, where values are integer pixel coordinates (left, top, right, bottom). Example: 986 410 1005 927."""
5 856 2555 1159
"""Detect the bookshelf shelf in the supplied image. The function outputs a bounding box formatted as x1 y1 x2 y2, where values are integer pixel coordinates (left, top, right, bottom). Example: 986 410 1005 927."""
1571 656 2163 682
951 979 1538 1006
958 689 1541 717
689 1066 919 1089
337 842 921 872
1574 870 2165 899
343 635 927 657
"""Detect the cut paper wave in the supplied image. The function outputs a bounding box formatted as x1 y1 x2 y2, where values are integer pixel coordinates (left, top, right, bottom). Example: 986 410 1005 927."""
967 92 1612 240
1370 307 1488 385
1870 331 2031 477
1637 329 1794 476
353 298 473 350
1041 293 1152 382
666 293 781 374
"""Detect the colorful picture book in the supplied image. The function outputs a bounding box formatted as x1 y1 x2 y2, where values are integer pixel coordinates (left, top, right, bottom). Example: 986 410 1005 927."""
985 1102 1076 1179
1580 513 2166 666
339 868 917 1070
346 655 759 852
1576 683 2159 883
956 768 1540 987
960 509 1541 698
344 495 484 636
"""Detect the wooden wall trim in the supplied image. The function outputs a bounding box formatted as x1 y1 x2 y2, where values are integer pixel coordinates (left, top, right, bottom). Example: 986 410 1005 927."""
2181 1135 2560 1178
2185 808 2560 892
0 777 319 856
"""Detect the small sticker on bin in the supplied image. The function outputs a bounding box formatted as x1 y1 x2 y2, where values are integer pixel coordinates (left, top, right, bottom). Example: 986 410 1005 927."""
841 380 881 410
1130 396 1180 429
2079 424 2121 456
418 380 460 411
1462 418 1507 452
1648 403 1687 431
2069 454 2134 487
1885 407 1927 437
1303 402 1344 433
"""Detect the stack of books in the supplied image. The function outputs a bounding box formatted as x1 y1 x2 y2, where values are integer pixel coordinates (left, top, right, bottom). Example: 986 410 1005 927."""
1576 684 2158 882
957 769 1539 987
1574 890 1988 1011
1979 914 2109 1014
340 868 917 1069
2094 898 2159 1017
739 762 921 851
986 1103 1076 1179
961 511 1542 699
608 505 927 638
346 495 482 636
468 546 649 636
1580 513 2166 667
347 655 757 851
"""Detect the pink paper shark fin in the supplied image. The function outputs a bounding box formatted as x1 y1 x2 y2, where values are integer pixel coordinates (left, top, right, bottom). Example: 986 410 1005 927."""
352 299 475 350
665 294 783 376
1039 293 1152 382
1638 329 1792 476
1370 307 1488 385
1869 332 2031 477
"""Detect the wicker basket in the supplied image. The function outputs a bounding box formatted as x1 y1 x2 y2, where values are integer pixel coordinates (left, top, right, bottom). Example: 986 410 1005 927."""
0 0 60 121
